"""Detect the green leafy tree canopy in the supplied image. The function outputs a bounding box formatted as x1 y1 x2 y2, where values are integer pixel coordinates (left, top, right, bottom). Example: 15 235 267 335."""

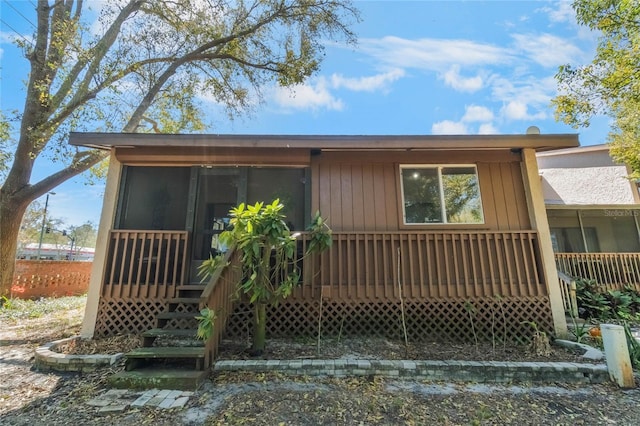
0 0 359 296
552 0 640 177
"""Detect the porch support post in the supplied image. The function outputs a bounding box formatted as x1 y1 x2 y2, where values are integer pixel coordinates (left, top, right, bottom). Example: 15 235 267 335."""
80 152 122 338
521 148 568 337
576 210 589 253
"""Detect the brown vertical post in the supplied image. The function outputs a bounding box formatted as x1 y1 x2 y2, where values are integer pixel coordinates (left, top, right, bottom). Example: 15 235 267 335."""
81 152 123 338
521 148 568 337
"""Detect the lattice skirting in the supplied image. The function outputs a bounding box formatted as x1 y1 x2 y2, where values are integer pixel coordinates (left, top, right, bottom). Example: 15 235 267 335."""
225 297 555 344
94 298 199 337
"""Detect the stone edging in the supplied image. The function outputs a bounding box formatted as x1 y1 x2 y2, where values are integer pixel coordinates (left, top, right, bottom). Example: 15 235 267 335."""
35 336 123 372
554 339 605 361
214 359 609 384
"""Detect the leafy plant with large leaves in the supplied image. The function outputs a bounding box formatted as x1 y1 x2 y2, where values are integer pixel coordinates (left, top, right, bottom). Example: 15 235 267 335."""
552 0 640 177
0 0 359 296
217 200 332 354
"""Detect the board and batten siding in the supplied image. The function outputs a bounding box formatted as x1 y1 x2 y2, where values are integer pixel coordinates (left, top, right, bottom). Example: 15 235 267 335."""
311 151 530 232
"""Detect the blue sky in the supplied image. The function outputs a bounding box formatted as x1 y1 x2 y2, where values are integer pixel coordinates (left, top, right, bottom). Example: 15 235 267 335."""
1 1 610 228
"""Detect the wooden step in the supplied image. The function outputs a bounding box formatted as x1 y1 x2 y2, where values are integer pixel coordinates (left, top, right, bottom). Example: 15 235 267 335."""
177 285 205 298
156 312 197 320
177 285 205 291
166 298 201 313
109 368 208 390
125 347 205 371
142 328 198 338
156 311 198 328
167 297 201 305
141 328 198 347
125 347 205 359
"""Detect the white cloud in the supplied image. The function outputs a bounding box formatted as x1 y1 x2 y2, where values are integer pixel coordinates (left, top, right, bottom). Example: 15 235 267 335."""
442 65 484 92
501 101 546 121
0 30 32 47
512 33 582 67
434 105 496 135
539 2 576 24
490 75 555 122
0 31 14 44
331 69 405 92
359 36 512 72
268 69 405 112
478 123 498 134
431 120 469 135
273 79 344 112
462 105 494 122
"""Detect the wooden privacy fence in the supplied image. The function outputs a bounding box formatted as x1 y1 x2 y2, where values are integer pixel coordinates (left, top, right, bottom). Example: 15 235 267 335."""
102 230 189 299
555 252 640 291
11 260 92 299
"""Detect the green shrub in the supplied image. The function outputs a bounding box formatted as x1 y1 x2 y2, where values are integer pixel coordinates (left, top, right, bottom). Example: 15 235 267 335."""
575 278 640 322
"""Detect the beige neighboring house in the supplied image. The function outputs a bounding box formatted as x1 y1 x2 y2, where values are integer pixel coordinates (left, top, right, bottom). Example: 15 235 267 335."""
537 144 640 289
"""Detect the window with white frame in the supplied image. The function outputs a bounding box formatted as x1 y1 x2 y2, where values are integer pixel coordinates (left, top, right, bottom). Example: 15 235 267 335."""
400 165 484 224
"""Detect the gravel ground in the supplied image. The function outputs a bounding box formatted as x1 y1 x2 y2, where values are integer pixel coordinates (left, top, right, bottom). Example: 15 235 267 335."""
3 297 640 425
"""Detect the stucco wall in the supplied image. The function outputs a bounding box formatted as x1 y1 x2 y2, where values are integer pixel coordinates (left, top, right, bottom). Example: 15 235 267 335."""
540 166 635 205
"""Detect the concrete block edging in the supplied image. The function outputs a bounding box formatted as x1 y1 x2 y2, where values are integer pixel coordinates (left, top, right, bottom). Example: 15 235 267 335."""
35 336 123 372
214 359 609 384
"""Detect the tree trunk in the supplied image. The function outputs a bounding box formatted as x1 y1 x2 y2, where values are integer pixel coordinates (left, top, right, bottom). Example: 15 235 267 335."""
251 302 267 355
0 147 108 297
0 197 29 297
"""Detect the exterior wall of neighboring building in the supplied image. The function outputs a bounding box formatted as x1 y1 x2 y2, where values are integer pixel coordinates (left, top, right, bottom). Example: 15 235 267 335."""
17 243 95 261
538 145 639 206
540 166 635 205
537 144 640 255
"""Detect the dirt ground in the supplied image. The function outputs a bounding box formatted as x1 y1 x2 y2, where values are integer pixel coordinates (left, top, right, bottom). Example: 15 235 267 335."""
216 335 594 363
3 298 640 425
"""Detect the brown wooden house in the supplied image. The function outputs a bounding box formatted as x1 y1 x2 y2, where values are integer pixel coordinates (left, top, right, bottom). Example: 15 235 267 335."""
72 132 578 356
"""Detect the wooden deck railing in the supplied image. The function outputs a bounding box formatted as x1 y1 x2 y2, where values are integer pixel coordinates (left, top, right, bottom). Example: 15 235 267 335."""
102 230 189 299
555 252 640 290
294 231 546 301
199 248 240 368
557 269 578 317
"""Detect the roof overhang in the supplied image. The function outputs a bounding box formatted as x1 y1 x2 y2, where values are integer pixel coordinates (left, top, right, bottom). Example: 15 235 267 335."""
536 143 609 157
69 132 580 152
546 203 640 210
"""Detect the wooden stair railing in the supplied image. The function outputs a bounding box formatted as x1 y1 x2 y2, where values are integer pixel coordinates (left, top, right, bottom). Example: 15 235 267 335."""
114 248 239 389
557 269 578 318
198 248 241 369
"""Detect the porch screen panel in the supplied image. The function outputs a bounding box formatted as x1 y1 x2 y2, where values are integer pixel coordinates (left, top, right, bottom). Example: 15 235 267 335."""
246 168 307 230
117 167 190 230
581 209 640 252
